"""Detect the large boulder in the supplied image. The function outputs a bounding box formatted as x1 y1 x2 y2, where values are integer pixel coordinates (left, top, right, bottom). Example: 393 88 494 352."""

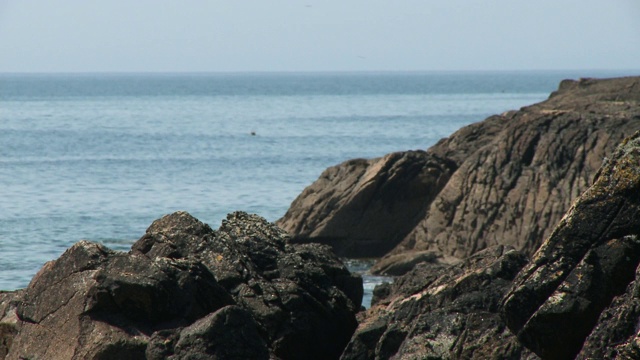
502 131 640 359
341 245 539 360
277 151 455 258
278 76 640 275
133 211 362 360
7 241 234 360
4 211 362 360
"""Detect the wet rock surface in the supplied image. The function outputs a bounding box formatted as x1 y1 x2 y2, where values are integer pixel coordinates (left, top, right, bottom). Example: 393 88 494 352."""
3 211 362 360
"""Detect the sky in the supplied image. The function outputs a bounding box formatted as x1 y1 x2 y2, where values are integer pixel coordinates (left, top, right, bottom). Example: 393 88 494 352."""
0 0 639 73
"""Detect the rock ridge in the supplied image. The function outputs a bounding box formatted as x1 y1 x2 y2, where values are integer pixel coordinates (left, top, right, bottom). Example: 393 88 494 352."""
278 75 640 275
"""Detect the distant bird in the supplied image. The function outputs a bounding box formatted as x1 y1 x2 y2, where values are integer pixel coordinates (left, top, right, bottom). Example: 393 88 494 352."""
250 131 256 136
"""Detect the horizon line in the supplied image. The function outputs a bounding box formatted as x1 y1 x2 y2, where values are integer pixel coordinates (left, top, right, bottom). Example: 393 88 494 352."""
1 68 640 76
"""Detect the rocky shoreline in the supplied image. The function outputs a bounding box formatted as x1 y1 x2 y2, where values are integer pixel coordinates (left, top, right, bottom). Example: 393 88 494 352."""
2 76 640 359
0 212 361 359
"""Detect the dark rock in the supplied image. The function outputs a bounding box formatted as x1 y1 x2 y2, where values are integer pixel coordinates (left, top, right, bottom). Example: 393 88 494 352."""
577 265 640 359
4 211 361 359
0 291 21 359
146 305 269 360
341 245 539 360
133 211 362 360
503 131 640 359
7 240 233 359
277 151 456 257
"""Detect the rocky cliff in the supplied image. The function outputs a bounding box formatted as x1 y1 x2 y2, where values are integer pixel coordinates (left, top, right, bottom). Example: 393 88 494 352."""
339 129 640 360
0 212 362 360
278 76 640 275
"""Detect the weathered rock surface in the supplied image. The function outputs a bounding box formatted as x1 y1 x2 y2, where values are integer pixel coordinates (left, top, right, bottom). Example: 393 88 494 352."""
133 211 362 360
146 305 269 360
277 151 456 257
341 245 540 360
503 131 640 359
4 211 362 360
397 76 640 263
278 76 640 275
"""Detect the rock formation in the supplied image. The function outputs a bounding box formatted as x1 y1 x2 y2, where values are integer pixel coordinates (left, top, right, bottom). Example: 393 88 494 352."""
1 211 362 360
278 76 640 275
341 245 540 359
503 130 640 359
277 151 455 258
341 129 640 359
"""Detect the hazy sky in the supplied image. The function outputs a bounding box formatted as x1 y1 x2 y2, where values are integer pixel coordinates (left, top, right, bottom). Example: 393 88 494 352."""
1 0 639 73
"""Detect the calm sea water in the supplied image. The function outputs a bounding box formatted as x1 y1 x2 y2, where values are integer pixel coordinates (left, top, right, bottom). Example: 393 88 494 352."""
1 71 630 304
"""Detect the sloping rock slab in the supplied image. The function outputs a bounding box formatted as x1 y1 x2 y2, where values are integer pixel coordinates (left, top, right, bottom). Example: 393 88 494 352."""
341 245 539 360
392 76 640 264
502 131 640 359
278 76 640 273
8 241 233 359
277 150 455 257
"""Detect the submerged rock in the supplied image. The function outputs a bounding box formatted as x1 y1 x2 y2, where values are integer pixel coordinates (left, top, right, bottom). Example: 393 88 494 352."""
503 131 640 359
4 211 362 360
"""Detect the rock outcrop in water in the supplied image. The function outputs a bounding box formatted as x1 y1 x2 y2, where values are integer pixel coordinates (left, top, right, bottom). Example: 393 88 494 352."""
278 76 640 275
0 212 362 359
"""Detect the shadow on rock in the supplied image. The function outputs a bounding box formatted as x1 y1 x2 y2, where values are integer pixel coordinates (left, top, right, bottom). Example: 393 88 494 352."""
3 211 362 360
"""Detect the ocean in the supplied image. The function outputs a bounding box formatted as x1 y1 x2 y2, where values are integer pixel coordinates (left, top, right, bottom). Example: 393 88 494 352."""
1 70 631 305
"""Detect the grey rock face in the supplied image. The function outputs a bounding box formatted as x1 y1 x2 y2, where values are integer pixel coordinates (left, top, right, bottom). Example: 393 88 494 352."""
146 305 269 360
8 240 230 359
134 211 362 360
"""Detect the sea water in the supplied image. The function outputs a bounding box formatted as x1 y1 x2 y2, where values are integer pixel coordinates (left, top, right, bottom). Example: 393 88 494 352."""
0 71 629 305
